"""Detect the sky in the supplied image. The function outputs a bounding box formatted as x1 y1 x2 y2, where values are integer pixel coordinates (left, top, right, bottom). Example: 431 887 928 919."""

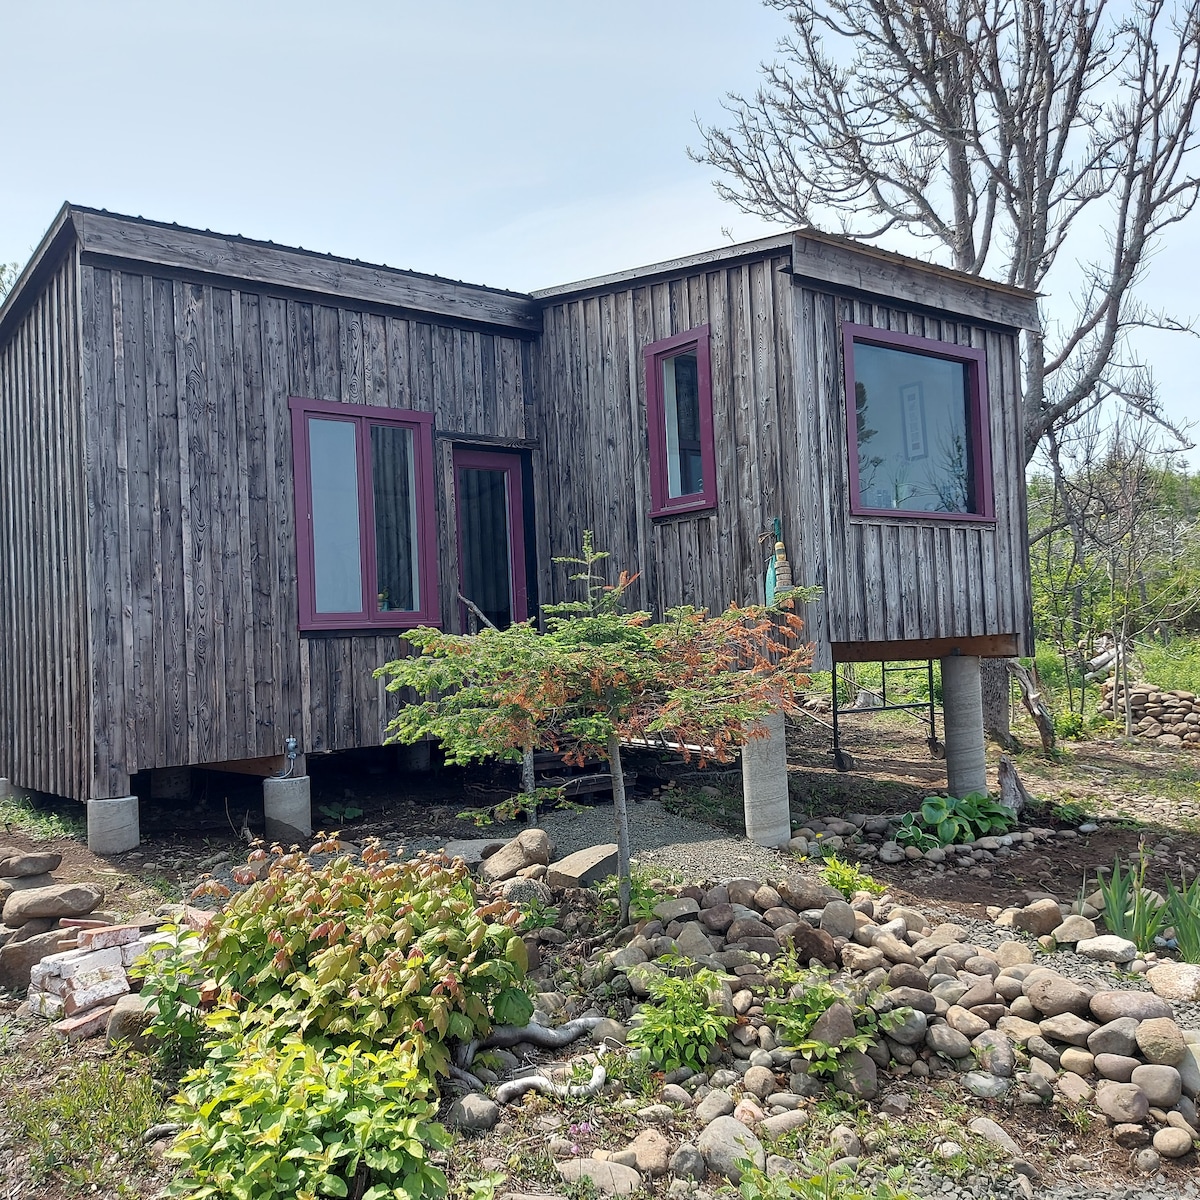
1 0 1197 464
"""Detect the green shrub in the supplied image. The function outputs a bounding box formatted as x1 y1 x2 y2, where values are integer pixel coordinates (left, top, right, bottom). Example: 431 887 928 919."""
627 963 735 1072
169 1032 449 1200
819 855 884 899
201 847 532 1078
129 925 207 1068
894 793 1016 849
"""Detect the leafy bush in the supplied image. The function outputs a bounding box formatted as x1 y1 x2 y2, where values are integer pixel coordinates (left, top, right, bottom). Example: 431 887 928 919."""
201 846 532 1078
169 1033 449 1200
819 855 884 899
895 794 1016 849
627 963 735 1072
129 925 207 1067
765 966 910 1077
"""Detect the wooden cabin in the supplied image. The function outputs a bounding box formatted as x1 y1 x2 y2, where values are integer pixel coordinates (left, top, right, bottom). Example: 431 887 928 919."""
0 206 1037 844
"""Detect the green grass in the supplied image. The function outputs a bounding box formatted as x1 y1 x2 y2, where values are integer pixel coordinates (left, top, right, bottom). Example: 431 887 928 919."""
3 1051 165 1196
0 790 86 839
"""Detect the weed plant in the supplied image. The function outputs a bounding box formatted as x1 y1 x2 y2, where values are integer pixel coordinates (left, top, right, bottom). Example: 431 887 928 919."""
594 866 676 924
0 791 85 839
5 1053 164 1196
736 1156 915 1200
627 961 735 1072
818 855 885 899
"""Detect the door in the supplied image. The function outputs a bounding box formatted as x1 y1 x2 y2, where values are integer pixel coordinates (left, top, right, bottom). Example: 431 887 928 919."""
453 448 528 630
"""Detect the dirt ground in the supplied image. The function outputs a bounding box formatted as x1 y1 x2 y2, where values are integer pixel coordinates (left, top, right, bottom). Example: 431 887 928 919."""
1 713 1198 1199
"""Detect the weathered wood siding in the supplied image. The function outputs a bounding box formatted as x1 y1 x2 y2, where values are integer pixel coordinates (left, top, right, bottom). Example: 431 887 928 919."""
0 250 90 800
790 289 1031 660
79 263 537 799
535 249 1031 669
536 251 800 625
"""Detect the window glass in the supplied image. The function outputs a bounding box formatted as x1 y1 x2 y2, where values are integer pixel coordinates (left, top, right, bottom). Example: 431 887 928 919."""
308 417 363 613
851 344 974 514
663 351 703 498
370 424 419 612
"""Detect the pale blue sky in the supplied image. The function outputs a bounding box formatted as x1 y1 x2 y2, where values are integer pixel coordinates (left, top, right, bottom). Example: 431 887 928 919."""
2 0 1195 459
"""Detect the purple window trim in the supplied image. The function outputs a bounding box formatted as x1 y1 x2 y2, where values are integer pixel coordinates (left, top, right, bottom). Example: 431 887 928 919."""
644 325 717 517
453 447 529 629
841 322 995 523
289 397 440 632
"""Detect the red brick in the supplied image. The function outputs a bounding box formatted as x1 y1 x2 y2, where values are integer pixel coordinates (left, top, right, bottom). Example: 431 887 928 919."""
78 924 144 950
54 1003 117 1042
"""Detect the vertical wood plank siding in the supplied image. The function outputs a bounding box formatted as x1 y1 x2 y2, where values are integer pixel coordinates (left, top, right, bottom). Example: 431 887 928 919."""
0 252 90 799
74 265 535 795
535 255 1029 670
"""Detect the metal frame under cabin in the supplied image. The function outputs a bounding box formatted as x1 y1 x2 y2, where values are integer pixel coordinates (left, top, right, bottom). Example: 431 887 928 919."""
0 205 1038 812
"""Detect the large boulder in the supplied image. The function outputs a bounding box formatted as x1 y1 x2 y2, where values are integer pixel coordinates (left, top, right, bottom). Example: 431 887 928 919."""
0 851 63 879
478 830 552 884
0 928 65 991
2 883 103 927
546 844 617 889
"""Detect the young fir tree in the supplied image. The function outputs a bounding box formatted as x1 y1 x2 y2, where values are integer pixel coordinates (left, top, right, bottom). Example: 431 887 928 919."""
377 534 814 926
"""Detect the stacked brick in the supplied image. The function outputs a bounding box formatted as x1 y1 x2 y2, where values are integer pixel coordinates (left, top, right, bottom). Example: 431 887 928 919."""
28 920 155 1041
1099 681 1200 748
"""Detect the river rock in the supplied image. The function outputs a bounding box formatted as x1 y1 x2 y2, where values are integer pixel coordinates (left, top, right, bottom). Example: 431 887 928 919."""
1152 1127 1194 1159
820 901 856 939
669 1144 705 1180
696 1116 765 1182
1088 1017 1141 1057
557 1160 641 1195
1051 915 1096 944
695 1090 735 1125
1146 962 1200 1002
628 1128 671 1177
1075 935 1138 964
1027 975 1092 1018
833 1049 878 1100
1130 1064 1182 1108
1 882 103 926
926 1024 972 1060
0 851 62 878
1136 1018 1186 1066
448 1094 500 1131
775 874 841 911
1089 991 1173 1023
1012 898 1062 936
1095 1054 1141 1082
1096 1083 1150 1124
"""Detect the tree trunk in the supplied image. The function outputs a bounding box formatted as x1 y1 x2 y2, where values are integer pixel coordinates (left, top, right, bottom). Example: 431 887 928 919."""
981 657 1017 749
607 732 631 928
1007 661 1056 754
997 753 1033 819
522 741 537 825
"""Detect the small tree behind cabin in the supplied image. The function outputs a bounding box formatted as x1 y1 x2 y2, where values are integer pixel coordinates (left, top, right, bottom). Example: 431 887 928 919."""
377 535 815 926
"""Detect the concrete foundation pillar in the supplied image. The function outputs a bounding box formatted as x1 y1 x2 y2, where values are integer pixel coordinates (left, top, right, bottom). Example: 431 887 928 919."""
0 777 11 801
395 741 432 772
150 767 192 801
741 706 792 848
264 775 312 845
940 654 988 797
88 795 140 854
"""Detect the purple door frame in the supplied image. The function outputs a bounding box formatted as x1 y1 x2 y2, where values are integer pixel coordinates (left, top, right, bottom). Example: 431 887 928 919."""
453 448 528 629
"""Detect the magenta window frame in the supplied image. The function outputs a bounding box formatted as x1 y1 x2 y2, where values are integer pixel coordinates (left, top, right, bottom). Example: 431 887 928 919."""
453 447 529 629
644 325 717 517
842 323 994 523
289 397 440 632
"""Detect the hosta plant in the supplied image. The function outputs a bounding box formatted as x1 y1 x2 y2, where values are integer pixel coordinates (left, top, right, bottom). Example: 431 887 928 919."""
895 793 1016 849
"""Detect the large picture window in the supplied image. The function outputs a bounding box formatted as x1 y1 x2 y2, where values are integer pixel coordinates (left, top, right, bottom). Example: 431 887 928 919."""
644 326 716 516
843 324 993 520
290 398 439 630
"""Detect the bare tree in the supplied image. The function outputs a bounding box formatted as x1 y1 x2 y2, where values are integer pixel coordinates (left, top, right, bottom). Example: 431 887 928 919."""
0 263 17 303
695 0 1200 460
694 0 1200 744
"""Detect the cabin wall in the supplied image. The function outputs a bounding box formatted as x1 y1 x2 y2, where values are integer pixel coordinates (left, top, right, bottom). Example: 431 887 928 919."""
0 250 90 800
790 288 1031 657
536 253 802 624
79 262 537 799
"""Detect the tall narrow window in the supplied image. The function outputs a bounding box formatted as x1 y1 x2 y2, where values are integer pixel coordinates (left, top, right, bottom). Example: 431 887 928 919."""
645 326 716 516
843 324 993 521
290 399 438 630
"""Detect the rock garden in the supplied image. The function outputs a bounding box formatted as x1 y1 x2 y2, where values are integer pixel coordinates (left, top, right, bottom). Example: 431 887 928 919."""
4 780 1200 1200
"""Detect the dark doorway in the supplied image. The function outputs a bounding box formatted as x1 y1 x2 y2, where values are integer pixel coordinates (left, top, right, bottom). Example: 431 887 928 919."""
453 448 528 630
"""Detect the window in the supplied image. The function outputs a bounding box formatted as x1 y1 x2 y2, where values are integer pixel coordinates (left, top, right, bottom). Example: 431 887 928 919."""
644 326 716 516
843 324 993 520
290 398 439 630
